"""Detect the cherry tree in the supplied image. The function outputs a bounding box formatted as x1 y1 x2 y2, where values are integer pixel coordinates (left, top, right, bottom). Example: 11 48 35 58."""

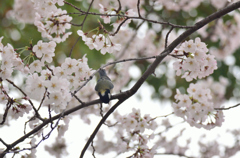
1 0 240 157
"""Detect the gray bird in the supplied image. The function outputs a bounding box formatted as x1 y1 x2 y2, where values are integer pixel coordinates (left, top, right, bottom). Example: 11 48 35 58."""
95 69 114 103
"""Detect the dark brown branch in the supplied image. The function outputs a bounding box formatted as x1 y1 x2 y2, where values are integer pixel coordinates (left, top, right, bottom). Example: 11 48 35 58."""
116 0 122 13
137 0 142 18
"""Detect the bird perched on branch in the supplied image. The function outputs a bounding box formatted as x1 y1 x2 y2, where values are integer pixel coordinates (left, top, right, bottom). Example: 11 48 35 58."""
95 69 114 103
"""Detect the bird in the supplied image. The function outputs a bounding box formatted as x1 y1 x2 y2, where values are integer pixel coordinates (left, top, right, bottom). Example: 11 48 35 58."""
95 69 114 103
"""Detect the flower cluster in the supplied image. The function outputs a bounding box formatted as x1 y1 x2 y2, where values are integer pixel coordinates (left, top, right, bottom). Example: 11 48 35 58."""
98 4 115 24
99 3 135 28
172 37 217 82
34 8 72 43
172 82 224 130
77 30 121 54
0 84 32 120
114 108 158 157
197 76 228 105
12 0 36 24
9 103 32 119
0 37 27 80
12 0 70 42
25 55 93 113
29 40 56 73
33 0 64 16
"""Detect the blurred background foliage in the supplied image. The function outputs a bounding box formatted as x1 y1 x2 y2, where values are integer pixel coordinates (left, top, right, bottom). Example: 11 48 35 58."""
0 0 240 103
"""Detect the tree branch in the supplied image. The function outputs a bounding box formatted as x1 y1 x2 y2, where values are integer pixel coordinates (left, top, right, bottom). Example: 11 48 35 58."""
215 103 240 110
116 0 122 13
137 0 142 18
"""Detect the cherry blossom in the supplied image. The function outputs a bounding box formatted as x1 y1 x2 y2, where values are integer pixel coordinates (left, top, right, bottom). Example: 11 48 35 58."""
172 37 217 82
77 30 122 54
172 79 226 130
34 9 72 43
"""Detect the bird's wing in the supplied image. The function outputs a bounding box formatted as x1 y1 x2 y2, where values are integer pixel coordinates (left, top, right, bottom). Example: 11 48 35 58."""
95 80 114 91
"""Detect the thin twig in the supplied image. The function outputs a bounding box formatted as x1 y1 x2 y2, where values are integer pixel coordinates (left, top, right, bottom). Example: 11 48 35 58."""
148 112 174 123
110 18 129 36
91 141 96 158
165 26 174 48
64 1 82 12
156 152 197 158
71 92 83 104
6 79 43 120
48 105 54 129
99 103 103 117
215 103 240 110
69 36 81 57
80 0 95 29
37 89 48 111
